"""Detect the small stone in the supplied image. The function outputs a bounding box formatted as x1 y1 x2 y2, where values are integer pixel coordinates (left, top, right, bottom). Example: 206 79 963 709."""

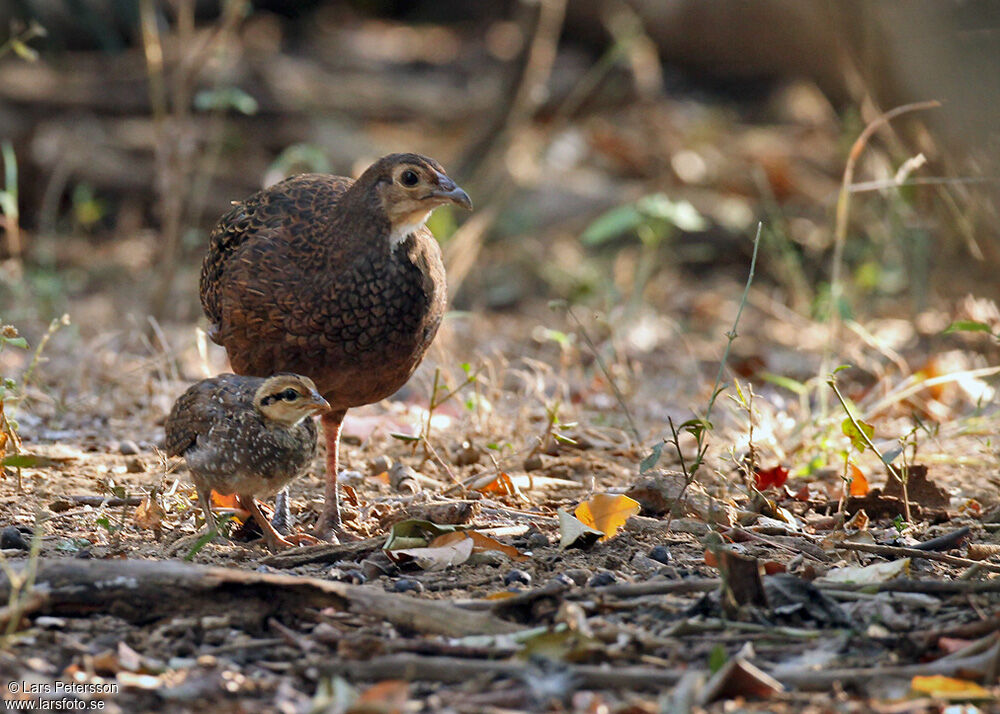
523 453 544 471
549 573 575 588
503 569 532 587
1 526 28 550
118 440 140 455
391 578 424 594
125 457 145 473
330 568 366 584
563 568 591 586
649 545 672 564
453 441 480 467
389 462 420 494
527 532 550 549
370 455 393 476
587 571 617 587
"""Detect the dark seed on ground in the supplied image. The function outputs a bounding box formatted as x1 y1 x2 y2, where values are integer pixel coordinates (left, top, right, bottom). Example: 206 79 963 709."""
1 526 28 550
649 545 672 564
504 569 532 587
391 578 424 593
118 440 140 455
588 571 617 587
550 573 575 588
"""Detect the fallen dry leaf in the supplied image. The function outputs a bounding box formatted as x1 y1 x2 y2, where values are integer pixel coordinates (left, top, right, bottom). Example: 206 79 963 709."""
847 463 869 496
428 530 527 562
574 493 640 542
133 496 165 531
910 675 992 700
558 509 604 550
754 465 788 490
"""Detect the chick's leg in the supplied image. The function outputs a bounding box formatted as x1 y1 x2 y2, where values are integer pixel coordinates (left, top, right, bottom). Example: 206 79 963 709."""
316 408 352 541
240 495 297 550
197 486 218 533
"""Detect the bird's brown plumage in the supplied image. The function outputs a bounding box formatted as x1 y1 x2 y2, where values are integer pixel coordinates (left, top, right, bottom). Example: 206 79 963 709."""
199 153 470 537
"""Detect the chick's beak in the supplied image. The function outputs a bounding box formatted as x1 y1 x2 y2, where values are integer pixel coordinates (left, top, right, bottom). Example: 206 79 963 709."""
310 392 332 414
432 173 473 211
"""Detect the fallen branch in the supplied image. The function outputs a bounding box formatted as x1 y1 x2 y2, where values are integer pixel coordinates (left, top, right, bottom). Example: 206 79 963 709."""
773 636 1000 690
834 541 1000 574
321 653 681 691
258 537 383 568
0 559 518 638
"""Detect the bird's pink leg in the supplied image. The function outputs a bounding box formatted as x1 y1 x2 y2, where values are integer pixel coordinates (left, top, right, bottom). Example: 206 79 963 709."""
317 409 353 541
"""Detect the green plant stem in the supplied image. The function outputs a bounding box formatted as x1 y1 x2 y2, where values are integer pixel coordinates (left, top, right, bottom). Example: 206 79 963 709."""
705 222 762 424
564 305 641 443
828 376 910 522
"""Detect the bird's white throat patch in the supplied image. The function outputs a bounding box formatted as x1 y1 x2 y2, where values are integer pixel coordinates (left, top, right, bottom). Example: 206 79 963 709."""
389 211 431 248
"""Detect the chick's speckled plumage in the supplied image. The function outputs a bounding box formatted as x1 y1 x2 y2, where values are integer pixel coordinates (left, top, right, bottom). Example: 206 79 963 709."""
165 373 319 498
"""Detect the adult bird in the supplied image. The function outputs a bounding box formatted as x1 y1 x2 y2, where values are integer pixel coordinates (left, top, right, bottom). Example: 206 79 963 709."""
200 153 471 539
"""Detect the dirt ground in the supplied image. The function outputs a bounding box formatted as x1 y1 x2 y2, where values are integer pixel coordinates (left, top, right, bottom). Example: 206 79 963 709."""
3 277 1000 713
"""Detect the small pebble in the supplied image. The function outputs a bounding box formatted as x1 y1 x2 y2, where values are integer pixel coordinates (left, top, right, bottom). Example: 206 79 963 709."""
648 545 672 564
563 568 591 586
453 441 480 467
330 568 367 584
527 532 550 549
370 455 393 476
549 573 575 588
125 457 145 473
118 440 140 455
1 526 28 551
503 569 532 587
588 571 617 587
391 578 424 594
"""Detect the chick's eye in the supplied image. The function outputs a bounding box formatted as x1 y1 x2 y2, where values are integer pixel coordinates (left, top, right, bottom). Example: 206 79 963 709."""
281 389 300 401
400 169 419 187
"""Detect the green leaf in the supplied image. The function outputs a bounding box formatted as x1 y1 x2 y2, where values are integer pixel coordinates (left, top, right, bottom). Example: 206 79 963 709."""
581 205 644 245
194 87 259 115
635 194 707 231
708 643 728 674
2 454 38 468
760 372 808 395
841 417 874 452
10 39 39 62
1 335 28 349
389 432 421 442
184 514 232 560
383 519 465 552
640 442 663 473
943 320 995 336
832 364 853 375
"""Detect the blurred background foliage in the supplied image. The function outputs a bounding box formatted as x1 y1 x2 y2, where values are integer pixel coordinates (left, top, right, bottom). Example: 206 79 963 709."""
0 0 997 334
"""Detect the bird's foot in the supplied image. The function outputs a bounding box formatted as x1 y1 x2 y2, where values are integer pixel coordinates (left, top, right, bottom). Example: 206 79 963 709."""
315 511 359 543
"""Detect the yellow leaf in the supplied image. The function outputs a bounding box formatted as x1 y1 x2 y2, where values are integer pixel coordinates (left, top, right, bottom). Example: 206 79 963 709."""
911 675 992 700
574 493 641 542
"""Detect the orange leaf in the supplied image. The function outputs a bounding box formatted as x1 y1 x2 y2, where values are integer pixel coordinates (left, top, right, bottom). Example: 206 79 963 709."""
754 465 789 490
848 463 869 496
794 484 811 501
704 549 719 568
762 561 787 575
133 496 165 531
574 493 641 542
477 472 516 496
911 675 991 699
210 491 240 509
428 530 528 561
352 680 409 714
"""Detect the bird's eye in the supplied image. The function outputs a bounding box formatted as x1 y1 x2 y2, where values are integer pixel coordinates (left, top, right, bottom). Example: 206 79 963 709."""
281 388 300 401
400 169 419 187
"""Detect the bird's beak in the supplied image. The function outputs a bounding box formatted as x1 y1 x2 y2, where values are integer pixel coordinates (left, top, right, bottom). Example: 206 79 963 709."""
432 173 473 211
310 393 332 414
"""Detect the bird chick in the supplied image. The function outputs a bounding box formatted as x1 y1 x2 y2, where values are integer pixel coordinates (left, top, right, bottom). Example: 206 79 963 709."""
164 373 330 549
200 153 471 540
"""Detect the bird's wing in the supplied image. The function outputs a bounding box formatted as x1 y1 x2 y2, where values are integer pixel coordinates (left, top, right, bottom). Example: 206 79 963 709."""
200 173 353 332
163 375 256 456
